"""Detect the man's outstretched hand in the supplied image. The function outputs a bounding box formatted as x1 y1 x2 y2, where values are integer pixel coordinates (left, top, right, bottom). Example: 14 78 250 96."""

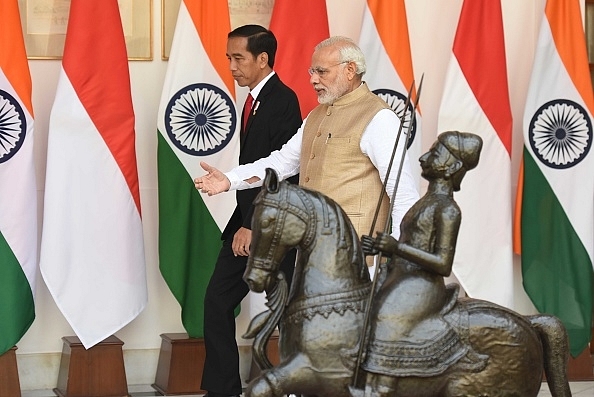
194 161 231 196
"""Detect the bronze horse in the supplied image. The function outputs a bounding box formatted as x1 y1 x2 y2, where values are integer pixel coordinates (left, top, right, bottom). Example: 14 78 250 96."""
242 169 571 397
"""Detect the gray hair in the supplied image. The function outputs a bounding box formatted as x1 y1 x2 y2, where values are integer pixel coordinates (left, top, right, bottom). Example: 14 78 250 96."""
315 36 366 76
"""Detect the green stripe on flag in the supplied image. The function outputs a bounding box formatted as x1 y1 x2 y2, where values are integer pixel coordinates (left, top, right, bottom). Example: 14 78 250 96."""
157 132 223 337
0 231 35 355
521 149 593 357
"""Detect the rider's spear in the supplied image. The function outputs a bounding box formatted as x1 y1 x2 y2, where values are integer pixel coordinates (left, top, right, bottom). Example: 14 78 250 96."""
352 74 424 388
366 80 415 238
385 74 424 233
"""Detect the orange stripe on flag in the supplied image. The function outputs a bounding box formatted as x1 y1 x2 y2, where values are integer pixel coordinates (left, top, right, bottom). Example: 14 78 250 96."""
0 0 33 116
513 158 524 255
367 0 415 102
546 0 594 115
185 0 235 99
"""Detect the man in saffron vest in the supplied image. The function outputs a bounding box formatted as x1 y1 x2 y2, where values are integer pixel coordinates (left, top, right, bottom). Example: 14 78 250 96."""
195 36 418 254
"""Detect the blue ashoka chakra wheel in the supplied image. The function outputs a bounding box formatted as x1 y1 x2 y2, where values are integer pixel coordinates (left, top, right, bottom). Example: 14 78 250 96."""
0 89 27 164
528 99 592 169
373 88 417 149
165 83 237 156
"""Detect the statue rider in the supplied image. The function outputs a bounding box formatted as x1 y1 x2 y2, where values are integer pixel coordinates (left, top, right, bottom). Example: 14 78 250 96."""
358 131 486 397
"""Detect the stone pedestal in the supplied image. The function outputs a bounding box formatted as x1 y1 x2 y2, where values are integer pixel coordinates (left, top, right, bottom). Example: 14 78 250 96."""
0 346 21 397
54 335 128 397
152 333 205 395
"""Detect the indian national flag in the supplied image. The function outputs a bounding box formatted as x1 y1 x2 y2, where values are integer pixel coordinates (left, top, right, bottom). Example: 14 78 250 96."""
40 0 147 349
517 0 594 357
270 0 329 118
157 0 239 337
0 0 37 355
437 0 514 308
358 0 422 186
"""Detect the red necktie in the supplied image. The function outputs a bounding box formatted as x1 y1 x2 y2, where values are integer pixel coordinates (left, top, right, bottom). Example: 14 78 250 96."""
242 93 254 132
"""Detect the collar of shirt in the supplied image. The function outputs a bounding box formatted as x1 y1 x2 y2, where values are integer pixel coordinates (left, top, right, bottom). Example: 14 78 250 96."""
248 71 275 102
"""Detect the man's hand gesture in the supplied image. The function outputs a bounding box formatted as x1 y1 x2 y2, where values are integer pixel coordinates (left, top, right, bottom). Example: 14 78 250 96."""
194 161 231 196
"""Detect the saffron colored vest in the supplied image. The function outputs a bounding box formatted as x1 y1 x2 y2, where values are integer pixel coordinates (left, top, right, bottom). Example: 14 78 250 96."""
299 83 391 239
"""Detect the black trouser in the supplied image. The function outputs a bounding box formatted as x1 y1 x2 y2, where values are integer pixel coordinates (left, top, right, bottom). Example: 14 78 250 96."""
201 238 295 395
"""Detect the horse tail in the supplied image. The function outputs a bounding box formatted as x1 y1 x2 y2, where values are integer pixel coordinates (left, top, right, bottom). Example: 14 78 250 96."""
528 314 572 397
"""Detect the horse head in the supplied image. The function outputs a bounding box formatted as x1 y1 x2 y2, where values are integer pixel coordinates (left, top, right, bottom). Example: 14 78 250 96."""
244 169 315 293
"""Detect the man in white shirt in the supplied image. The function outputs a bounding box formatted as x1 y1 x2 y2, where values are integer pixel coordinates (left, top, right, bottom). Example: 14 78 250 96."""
195 36 419 246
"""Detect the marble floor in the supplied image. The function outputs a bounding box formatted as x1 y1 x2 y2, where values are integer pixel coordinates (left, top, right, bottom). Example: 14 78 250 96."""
538 380 594 396
20 381 594 396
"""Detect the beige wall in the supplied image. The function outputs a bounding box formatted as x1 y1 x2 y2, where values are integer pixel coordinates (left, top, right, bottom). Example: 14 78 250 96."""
18 0 558 389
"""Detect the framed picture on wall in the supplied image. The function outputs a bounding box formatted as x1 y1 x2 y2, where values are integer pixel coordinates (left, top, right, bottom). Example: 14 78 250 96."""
19 0 153 60
161 0 181 60
161 0 274 60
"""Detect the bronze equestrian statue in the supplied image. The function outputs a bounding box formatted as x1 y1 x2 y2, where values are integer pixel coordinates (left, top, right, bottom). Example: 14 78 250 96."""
242 131 571 397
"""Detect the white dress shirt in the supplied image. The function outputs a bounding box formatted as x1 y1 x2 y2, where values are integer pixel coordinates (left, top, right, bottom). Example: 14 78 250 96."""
226 107 420 237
